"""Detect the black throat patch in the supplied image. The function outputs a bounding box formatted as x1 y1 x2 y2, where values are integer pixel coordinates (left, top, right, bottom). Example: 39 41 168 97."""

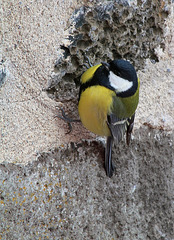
78 65 115 101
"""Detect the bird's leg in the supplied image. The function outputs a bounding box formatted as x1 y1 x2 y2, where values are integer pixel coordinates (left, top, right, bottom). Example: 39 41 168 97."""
55 107 80 134
105 136 115 178
126 113 135 145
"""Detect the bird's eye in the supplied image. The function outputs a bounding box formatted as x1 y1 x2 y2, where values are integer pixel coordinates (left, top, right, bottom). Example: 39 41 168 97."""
116 71 121 77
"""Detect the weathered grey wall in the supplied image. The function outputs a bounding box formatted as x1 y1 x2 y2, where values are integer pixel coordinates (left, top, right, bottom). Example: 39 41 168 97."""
0 128 173 239
1 0 174 239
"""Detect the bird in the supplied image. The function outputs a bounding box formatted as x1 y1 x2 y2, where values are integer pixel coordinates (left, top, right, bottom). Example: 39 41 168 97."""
78 59 140 177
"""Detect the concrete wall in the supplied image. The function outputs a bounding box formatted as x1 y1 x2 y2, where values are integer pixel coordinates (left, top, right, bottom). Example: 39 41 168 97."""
1 0 174 239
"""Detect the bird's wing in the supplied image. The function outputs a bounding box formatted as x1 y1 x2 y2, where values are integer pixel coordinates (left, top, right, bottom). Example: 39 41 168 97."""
107 113 135 145
105 114 127 178
107 113 128 144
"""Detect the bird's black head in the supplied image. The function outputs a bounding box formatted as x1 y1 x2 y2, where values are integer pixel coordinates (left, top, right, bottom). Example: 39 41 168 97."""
102 59 137 82
102 59 138 97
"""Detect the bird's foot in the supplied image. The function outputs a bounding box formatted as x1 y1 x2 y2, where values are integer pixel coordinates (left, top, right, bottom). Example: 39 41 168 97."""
55 107 80 134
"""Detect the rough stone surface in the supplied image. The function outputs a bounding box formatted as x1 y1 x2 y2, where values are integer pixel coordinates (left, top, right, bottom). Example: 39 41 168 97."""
1 0 174 239
48 0 171 92
1 0 87 164
0 128 173 239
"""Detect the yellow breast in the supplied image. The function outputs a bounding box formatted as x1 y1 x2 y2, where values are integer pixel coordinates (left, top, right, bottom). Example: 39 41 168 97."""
78 85 115 136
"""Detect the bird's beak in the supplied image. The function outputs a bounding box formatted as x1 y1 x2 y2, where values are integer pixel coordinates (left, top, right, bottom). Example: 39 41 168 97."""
101 62 110 71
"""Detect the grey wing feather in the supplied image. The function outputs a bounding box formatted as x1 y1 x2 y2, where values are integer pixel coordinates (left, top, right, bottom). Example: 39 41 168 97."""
107 114 129 144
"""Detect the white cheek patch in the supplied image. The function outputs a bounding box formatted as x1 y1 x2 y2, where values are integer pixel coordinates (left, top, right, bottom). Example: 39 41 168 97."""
109 71 133 92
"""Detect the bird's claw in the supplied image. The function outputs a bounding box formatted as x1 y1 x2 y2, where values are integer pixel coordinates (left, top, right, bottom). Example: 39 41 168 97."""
55 107 80 134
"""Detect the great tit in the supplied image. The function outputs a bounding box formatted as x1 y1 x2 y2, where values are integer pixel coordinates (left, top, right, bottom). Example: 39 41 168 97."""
78 59 140 177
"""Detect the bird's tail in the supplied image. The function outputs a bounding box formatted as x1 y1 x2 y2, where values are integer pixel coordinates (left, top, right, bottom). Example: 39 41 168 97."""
105 136 115 178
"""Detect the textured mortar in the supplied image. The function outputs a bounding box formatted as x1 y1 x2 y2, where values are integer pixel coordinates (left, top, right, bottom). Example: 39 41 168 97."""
0 128 173 239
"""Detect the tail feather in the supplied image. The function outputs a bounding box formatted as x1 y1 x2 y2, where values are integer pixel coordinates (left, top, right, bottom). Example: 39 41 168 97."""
105 136 115 177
